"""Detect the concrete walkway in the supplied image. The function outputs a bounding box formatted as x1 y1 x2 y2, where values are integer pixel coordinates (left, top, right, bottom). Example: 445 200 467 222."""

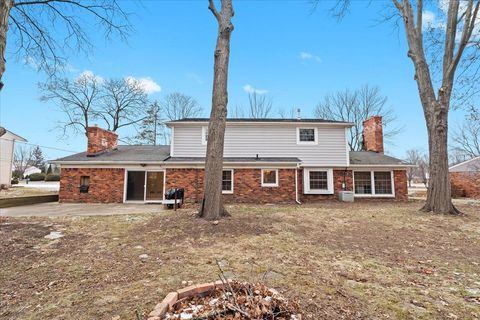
0 203 164 217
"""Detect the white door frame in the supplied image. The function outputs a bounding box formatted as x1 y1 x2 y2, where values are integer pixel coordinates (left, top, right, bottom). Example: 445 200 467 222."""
123 169 166 203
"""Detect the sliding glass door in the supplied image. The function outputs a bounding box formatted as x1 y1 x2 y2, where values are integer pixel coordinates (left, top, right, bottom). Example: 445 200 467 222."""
126 170 164 202
146 172 164 201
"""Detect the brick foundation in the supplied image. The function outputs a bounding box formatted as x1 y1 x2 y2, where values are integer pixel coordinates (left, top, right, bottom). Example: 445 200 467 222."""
165 168 297 204
450 172 480 199
58 167 408 204
59 168 125 203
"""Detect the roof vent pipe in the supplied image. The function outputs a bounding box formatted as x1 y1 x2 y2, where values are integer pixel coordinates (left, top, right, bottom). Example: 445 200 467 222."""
256 154 259 160
296 108 301 120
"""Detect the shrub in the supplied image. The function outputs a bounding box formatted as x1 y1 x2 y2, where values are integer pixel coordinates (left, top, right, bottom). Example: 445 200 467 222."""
28 173 46 181
45 174 60 181
11 178 19 185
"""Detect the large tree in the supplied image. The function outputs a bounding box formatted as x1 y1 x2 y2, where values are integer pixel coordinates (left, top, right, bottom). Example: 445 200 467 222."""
13 145 33 178
39 71 102 137
248 91 272 118
315 85 401 151
391 0 479 214
31 145 46 172
132 101 165 145
451 113 480 159
162 92 203 121
199 0 234 220
0 0 129 89
99 78 149 131
316 0 480 214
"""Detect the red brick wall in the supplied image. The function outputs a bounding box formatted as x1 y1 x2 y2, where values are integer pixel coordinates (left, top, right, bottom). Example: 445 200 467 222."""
165 168 297 204
299 169 353 201
300 169 407 201
450 172 480 199
59 168 125 203
393 170 408 201
363 116 384 154
87 127 118 156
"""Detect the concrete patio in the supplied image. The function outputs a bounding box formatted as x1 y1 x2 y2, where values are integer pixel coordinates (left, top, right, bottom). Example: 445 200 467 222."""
0 202 164 217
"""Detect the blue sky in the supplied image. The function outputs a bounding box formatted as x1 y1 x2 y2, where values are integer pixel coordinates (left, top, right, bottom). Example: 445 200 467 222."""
0 0 468 161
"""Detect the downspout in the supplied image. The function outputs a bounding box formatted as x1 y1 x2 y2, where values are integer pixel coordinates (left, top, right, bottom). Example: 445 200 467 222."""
295 165 301 204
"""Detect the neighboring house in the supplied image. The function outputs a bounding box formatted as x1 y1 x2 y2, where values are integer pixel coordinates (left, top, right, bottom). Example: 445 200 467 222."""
0 127 27 187
23 166 42 177
51 116 410 204
450 156 480 199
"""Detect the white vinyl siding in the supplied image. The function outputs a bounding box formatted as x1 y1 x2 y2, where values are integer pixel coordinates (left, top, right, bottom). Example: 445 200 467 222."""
172 124 348 166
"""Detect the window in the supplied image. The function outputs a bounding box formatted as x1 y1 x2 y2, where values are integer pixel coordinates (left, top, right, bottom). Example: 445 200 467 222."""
310 171 328 190
374 172 393 194
80 176 90 193
261 169 278 187
222 169 233 194
303 169 333 194
354 172 372 194
297 127 317 144
354 171 394 196
202 126 208 145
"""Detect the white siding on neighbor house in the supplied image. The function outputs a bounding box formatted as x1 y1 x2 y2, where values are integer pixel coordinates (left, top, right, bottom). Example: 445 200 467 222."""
172 123 349 166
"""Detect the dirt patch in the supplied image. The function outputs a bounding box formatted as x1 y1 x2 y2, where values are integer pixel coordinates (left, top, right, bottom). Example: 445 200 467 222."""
1 202 479 320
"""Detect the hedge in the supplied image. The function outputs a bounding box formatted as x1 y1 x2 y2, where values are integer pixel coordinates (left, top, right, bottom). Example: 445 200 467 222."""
45 174 60 181
28 173 46 181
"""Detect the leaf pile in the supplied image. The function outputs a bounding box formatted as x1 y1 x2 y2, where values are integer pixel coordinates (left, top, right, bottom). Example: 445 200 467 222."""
164 281 301 319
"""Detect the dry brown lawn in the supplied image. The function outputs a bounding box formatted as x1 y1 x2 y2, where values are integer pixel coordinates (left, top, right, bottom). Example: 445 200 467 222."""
1 200 479 320
0 187 57 199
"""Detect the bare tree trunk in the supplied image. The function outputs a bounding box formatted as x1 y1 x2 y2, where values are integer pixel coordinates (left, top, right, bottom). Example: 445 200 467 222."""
0 0 13 90
422 102 460 214
199 0 234 220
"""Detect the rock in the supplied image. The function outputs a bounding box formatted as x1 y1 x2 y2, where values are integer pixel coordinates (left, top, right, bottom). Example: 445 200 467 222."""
181 281 187 285
134 245 144 249
111 316 120 320
187 280 193 286
139 254 149 260
212 220 219 225
44 231 63 240
466 288 480 296
218 259 229 268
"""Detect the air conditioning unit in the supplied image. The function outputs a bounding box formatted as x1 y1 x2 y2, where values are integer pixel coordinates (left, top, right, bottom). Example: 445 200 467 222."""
339 191 354 202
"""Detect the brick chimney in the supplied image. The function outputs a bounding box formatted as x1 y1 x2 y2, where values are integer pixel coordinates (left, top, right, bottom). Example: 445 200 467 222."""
362 116 384 154
86 126 118 156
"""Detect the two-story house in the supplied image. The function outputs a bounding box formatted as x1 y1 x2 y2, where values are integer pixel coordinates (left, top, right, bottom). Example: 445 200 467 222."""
52 116 409 204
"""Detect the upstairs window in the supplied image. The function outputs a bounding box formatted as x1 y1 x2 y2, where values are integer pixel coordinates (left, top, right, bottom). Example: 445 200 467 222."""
297 128 317 144
222 169 233 194
261 169 278 187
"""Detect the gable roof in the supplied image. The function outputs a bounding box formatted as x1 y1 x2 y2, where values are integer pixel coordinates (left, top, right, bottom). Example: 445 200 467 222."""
166 118 353 126
54 145 411 168
349 151 412 167
449 156 480 172
0 127 27 142
52 145 171 164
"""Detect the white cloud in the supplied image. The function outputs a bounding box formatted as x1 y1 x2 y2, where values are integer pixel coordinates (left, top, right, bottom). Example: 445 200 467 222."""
243 84 268 95
186 72 204 84
422 10 445 30
125 76 161 94
76 70 104 83
300 51 322 63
